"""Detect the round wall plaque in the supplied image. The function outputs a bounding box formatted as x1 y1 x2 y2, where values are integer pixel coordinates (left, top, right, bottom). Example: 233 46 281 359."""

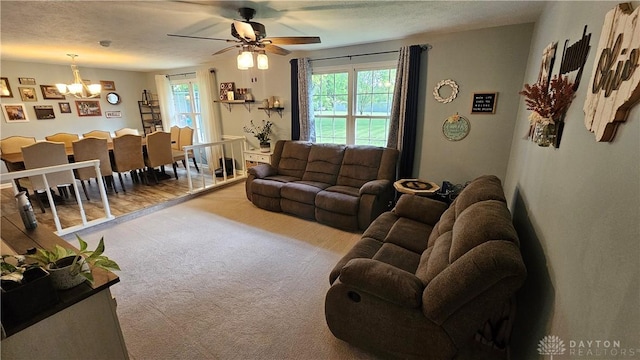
442 115 470 141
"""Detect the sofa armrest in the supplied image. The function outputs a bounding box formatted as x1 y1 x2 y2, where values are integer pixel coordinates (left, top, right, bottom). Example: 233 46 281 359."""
248 164 277 178
359 179 391 195
339 258 423 308
394 194 449 226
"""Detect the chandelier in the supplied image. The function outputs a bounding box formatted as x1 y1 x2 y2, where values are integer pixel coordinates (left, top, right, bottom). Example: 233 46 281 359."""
55 54 101 99
237 46 268 70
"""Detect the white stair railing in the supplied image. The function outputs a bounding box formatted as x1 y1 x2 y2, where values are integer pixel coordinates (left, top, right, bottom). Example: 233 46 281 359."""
0 160 114 235
178 136 248 194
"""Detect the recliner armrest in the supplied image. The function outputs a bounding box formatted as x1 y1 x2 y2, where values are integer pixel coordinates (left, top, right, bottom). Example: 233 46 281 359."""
359 179 391 195
248 164 277 178
394 194 449 226
340 258 423 308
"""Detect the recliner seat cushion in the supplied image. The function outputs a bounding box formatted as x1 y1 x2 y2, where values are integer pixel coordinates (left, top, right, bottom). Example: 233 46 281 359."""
281 181 331 205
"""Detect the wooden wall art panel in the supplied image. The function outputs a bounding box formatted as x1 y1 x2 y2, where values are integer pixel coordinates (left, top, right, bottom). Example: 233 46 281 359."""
583 3 640 142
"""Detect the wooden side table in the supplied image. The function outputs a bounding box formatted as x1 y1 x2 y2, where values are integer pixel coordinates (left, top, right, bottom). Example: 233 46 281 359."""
394 179 440 196
244 149 273 170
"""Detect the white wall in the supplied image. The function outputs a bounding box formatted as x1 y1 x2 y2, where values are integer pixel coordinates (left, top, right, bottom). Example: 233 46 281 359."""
504 2 640 357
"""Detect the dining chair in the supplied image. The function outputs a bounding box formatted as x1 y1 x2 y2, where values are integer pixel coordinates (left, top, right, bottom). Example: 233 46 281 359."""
83 130 113 142
173 126 199 172
0 135 37 191
72 137 118 199
21 141 77 212
114 128 140 137
145 131 177 184
45 133 79 148
111 134 147 192
170 125 180 151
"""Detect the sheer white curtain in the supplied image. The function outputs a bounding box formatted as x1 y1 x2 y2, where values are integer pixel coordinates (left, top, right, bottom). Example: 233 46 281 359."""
196 69 222 168
154 75 174 132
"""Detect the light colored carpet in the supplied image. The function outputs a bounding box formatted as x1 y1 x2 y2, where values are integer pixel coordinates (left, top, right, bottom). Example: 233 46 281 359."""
72 183 381 360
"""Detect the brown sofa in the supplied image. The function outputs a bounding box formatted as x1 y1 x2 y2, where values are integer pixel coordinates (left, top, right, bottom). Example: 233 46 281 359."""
325 175 526 359
245 140 399 231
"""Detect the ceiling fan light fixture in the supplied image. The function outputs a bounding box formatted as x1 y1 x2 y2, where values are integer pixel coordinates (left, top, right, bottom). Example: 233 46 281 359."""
257 52 268 70
56 54 101 98
237 49 254 70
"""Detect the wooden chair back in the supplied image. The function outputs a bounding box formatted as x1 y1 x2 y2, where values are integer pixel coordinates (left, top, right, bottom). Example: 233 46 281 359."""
21 141 74 190
0 136 37 155
112 134 144 173
45 133 79 148
83 130 113 142
170 126 180 151
114 128 140 137
72 137 113 180
145 131 173 168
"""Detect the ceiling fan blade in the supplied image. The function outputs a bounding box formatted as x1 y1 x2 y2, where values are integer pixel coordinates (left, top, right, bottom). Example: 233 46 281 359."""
232 21 256 42
167 34 233 42
264 37 321 45
213 45 240 56
263 44 291 56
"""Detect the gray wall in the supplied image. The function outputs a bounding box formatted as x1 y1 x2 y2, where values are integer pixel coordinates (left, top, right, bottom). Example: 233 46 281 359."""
0 60 146 139
504 2 640 357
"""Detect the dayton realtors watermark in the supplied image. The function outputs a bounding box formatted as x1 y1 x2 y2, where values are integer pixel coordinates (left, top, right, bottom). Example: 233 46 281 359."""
538 335 640 359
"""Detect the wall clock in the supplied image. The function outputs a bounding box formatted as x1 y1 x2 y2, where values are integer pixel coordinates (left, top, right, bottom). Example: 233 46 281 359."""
442 114 470 141
433 79 459 103
106 92 121 105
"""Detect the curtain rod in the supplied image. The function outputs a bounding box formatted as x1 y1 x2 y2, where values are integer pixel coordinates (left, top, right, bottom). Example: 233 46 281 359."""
166 71 196 78
309 44 431 62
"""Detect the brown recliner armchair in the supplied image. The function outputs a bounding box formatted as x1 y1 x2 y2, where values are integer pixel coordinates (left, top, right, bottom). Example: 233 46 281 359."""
325 175 527 359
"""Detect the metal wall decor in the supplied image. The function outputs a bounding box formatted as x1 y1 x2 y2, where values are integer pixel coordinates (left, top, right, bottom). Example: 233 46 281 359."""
433 79 459 103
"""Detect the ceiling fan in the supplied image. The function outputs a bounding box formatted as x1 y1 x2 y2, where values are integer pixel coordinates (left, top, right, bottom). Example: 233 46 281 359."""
167 7 321 56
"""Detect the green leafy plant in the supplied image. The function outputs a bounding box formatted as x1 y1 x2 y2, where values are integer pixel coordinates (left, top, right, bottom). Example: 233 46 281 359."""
1 255 39 284
243 119 274 144
28 235 120 283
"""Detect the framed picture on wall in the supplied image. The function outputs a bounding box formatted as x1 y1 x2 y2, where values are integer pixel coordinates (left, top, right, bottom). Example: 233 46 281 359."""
18 87 38 101
18 77 36 85
59 102 72 113
40 85 66 99
75 100 101 116
2 104 29 122
1 77 13 98
34 105 55 120
100 80 116 91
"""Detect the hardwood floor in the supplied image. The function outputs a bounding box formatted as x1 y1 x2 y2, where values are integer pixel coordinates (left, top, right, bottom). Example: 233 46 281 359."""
1 165 244 232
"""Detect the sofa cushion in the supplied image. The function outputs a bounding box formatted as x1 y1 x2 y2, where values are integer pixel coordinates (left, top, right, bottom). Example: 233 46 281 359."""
251 178 287 198
315 189 359 215
330 237 384 284
372 243 421 274
281 181 330 205
449 200 518 263
383 217 433 254
302 143 345 184
277 141 312 178
336 146 384 188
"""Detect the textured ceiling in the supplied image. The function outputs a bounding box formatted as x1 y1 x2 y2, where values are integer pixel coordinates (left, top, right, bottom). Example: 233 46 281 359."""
0 1 546 72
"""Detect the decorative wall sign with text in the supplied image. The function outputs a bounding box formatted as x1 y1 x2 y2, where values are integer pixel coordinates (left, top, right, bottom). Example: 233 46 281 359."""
471 93 498 114
559 25 591 91
584 3 640 142
105 111 122 118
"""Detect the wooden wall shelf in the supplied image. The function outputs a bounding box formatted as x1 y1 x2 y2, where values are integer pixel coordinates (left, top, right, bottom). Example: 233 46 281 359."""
216 100 255 112
258 107 284 118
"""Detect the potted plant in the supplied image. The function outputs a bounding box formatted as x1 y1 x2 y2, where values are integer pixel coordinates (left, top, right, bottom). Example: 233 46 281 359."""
243 119 274 152
28 235 120 290
1 254 59 324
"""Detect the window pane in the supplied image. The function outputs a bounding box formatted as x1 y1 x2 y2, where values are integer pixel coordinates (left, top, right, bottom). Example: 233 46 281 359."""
316 117 347 144
171 84 192 113
355 117 389 146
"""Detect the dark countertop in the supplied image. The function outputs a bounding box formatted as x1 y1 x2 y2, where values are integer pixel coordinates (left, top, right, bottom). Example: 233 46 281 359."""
1 213 120 338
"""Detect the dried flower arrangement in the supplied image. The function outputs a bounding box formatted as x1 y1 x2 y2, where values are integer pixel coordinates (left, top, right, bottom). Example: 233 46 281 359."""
243 119 274 144
519 75 576 126
519 75 576 146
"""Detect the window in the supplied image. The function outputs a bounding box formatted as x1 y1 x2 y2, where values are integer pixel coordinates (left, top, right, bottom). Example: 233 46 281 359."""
312 63 396 146
169 79 204 143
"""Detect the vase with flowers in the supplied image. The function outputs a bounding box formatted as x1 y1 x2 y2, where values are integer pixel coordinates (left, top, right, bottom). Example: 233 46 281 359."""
244 120 274 152
519 75 576 147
